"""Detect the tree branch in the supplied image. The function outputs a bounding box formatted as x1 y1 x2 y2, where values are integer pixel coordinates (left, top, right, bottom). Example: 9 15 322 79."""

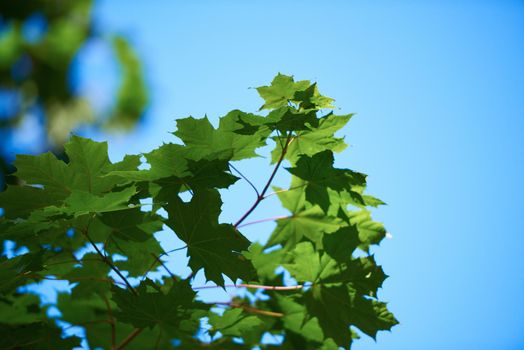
234 133 292 228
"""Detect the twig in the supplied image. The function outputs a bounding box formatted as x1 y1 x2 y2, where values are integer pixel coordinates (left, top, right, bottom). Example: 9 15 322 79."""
193 283 304 291
114 328 143 350
229 163 259 197
234 133 292 227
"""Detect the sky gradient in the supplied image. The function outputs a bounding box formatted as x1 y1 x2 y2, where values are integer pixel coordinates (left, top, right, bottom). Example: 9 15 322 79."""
48 1 524 349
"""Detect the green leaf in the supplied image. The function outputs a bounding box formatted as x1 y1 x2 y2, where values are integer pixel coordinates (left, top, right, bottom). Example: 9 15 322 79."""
283 242 343 285
236 107 318 134
256 73 310 110
0 293 43 324
164 189 254 286
13 152 72 197
108 143 190 182
64 253 111 299
272 113 352 164
267 205 344 249
0 136 140 220
304 285 353 347
60 186 137 217
349 290 398 339
0 252 44 295
344 209 387 250
0 186 62 219
100 208 162 242
243 243 284 281
109 234 165 277
266 185 344 249
174 111 269 161
112 279 206 330
0 322 81 350
322 226 360 261
57 293 176 350
304 284 398 346
208 308 265 340
292 82 335 110
287 151 366 211
275 294 325 344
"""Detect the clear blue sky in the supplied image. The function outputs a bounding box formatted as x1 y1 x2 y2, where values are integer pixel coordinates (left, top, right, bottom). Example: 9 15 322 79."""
61 1 524 349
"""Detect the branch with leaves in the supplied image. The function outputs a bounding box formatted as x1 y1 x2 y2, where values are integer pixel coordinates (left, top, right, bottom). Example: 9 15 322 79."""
0 74 397 349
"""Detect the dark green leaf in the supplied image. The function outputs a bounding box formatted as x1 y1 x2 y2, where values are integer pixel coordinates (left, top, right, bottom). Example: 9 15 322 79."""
164 189 254 286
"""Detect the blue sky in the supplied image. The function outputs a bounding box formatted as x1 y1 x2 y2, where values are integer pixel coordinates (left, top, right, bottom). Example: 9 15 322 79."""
24 1 524 349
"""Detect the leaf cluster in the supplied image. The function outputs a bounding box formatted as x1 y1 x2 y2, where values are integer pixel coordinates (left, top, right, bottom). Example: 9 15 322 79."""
0 74 397 349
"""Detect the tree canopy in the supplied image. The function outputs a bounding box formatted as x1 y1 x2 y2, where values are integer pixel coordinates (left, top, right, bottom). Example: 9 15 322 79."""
0 74 397 349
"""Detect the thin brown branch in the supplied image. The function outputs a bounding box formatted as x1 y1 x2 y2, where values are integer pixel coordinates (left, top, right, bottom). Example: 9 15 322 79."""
234 133 292 228
114 328 143 350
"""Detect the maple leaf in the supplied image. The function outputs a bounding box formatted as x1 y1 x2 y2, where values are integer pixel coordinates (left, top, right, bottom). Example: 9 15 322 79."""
112 279 207 331
164 189 255 286
65 253 111 299
256 73 311 110
271 112 352 164
266 184 345 250
208 308 266 341
174 110 269 161
287 150 366 211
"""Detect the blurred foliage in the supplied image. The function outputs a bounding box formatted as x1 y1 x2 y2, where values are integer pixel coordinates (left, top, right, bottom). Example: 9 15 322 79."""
0 0 148 187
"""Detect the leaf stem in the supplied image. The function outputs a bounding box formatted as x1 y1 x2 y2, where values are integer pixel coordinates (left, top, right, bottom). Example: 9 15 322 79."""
113 328 143 350
229 163 259 197
150 253 176 280
193 283 303 291
263 183 307 199
236 215 288 229
83 232 138 296
234 133 292 228
213 301 284 317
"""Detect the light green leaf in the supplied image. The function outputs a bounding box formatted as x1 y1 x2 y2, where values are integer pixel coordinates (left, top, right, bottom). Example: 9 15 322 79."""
256 73 310 110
